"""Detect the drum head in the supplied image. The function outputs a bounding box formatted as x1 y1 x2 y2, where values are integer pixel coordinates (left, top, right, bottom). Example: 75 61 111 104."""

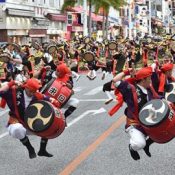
32 42 40 50
24 100 54 132
84 51 95 62
0 53 10 63
47 45 57 54
165 83 175 103
139 99 170 127
108 41 117 50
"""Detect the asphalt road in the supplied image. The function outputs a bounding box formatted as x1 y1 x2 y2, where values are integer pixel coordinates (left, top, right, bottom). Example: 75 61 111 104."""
0 71 175 175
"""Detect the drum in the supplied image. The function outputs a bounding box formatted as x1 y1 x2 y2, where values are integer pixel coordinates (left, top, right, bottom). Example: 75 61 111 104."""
41 79 73 108
0 61 6 79
47 44 57 54
0 53 11 63
170 41 175 52
139 99 175 143
32 41 40 50
108 41 117 50
24 100 65 139
83 51 95 62
165 83 175 103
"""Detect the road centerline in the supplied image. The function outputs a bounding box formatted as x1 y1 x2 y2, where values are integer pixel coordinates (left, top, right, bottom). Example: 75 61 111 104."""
58 115 125 175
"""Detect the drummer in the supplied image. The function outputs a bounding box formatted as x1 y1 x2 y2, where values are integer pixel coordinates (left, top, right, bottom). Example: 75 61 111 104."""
55 63 79 120
112 67 160 160
157 63 175 96
0 78 56 159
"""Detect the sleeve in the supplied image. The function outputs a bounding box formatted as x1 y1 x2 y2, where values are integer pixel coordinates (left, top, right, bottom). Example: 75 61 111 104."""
0 89 11 99
115 80 134 105
114 80 129 92
114 81 121 88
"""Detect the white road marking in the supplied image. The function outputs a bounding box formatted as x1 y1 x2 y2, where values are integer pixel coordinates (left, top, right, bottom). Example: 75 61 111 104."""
105 91 114 100
0 132 8 139
84 86 102 95
67 108 106 127
79 99 114 102
79 98 116 102
0 108 107 139
73 87 83 92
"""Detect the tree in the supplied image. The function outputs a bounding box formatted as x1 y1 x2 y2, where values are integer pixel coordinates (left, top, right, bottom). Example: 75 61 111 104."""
62 0 126 38
94 0 126 39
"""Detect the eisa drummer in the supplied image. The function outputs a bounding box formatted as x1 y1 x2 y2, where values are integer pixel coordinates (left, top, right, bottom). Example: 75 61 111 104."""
112 67 160 160
157 63 175 96
0 78 54 159
54 63 79 119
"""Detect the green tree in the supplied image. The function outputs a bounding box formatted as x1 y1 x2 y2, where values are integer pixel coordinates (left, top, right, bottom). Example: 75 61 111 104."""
62 0 126 38
94 0 126 39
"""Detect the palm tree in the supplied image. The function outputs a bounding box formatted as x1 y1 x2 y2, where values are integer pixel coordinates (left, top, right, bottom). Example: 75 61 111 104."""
62 0 126 38
94 0 126 39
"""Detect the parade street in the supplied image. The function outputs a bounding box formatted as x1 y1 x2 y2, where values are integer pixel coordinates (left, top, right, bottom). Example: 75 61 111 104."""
0 71 175 175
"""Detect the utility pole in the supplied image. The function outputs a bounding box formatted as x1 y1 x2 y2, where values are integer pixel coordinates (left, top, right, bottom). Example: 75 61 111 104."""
148 0 152 36
83 0 88 36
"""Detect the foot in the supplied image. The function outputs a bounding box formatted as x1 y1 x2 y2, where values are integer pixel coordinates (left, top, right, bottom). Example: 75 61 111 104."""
38 150 53 157
86 75 91 80
129 144 140 160
29 149 37 159
91 76 96 80
143 145 151 157
87 75 96 80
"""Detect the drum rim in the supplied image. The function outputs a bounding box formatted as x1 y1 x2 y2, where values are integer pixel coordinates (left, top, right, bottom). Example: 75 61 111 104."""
139 100 170 127
84 51 95 62
24 100 55 132
165 83 175 103
0 53 11 63
108 41 117 50
47 45 57 54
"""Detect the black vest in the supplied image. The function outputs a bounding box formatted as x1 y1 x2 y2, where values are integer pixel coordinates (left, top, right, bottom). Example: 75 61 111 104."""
135 85 148 111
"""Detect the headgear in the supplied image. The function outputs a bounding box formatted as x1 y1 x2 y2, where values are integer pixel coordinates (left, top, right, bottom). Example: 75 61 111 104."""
135 67 152 80
161 63 174 72
23 78 41 92
56 63 70 78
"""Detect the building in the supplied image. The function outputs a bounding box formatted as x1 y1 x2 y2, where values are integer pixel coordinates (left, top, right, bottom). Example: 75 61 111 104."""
0 0 67 44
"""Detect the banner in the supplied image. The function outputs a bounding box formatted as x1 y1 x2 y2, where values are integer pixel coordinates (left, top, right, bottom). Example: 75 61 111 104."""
0 0 5 2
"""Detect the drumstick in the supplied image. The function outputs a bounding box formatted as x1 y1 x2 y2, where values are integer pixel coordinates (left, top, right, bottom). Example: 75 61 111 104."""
105 91 114 105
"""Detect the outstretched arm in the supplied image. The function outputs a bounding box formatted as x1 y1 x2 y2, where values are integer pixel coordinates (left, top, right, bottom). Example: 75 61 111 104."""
0 80 22 92
112 68 133 83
